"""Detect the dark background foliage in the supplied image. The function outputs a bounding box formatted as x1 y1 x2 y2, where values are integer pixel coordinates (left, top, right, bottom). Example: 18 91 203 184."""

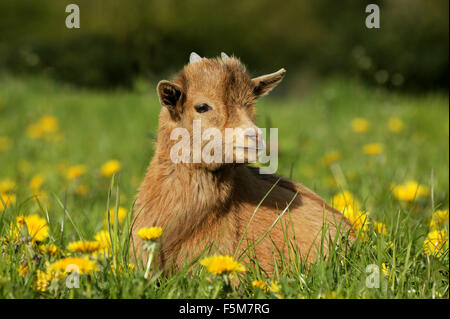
0 0 448 91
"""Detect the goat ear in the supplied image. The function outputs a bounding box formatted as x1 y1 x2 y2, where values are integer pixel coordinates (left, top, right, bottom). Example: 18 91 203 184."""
157 80 183 107
252 68 286 97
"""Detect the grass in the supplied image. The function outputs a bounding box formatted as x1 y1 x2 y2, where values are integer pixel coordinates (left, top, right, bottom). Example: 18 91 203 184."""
0 75 448 299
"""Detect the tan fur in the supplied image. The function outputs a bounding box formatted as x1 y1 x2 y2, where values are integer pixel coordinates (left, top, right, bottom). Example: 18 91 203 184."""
132 55 352 274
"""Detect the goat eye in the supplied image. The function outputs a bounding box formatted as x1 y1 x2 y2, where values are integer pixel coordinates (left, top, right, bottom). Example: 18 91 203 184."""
195 103 211 113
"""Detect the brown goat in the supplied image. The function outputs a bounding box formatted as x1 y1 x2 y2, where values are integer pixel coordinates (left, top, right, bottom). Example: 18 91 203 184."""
132 53 352 274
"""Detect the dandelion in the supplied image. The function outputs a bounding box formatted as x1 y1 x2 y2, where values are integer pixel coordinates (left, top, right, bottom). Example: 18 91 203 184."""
36 270 52 292
352 118 369 133
392 181 429 201
321 151 341 166
199 255 245 275
381 263 389 277
0 193 16 211
47 257 98 275
429 209 449 230
39 115 59 133
137 226 163 279
331 190 359 212
387 117 404 133
104 207 127 227
29 174 44 192
66 164 87 180
0 136 11 152
94 230 111 249
16 214 49 243
373 222 387 235
18 264 29 277
342 206 370 232
26 115 60 140
137 226 163 241
423 230 448 258
0 179 15 193
269 281 282 294
38 244 58 257
363 143 383 155
67 240 102 253
101 160 121 177
252 280 269 293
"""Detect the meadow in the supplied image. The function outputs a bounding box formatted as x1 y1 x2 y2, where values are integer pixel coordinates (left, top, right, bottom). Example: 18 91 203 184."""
0 75 448 299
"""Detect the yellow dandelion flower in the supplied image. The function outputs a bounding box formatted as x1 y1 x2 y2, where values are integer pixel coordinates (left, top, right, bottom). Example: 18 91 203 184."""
16 214 49 242
373 222 387 235
18 264 29 277
29 174 44 192
0 136 12 152
269 281 282 294
94 230 111 249
36 270 52 292
387 117 404 133
101 160 121 177
363 143 383 155
423 230 448 258
38 115 59 133
352 118 369 133
75 184 89 196
47 257 98 275
67 240 102 253
381 263 389 277
38 244 58 257
321 151 341 166
331 190 359 212
66 164 87 180
200 255 246 275
0 193 16 211
342 206 370 232
0 179 15 193
104 207 127 227
92 230 115 258
392 181 429 201
137 226 163 241
429 209 449 230
252 280 269 293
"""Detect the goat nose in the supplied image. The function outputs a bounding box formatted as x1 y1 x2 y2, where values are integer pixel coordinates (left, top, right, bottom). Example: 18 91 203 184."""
244 127 265 148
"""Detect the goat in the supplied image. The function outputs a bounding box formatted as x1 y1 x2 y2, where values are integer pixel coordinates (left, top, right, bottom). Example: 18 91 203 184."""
132 52 352 274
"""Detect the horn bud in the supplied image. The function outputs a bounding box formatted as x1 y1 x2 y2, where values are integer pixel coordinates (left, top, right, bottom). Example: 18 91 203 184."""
189 52 202 63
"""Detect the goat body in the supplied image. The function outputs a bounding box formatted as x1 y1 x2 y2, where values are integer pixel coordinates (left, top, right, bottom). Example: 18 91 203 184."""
133 53 352 273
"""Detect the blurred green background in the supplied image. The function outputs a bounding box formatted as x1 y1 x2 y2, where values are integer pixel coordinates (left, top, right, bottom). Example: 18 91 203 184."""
0 0 448 91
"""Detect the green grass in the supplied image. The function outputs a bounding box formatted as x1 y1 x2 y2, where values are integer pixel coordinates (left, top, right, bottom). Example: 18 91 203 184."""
0 75 448 299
